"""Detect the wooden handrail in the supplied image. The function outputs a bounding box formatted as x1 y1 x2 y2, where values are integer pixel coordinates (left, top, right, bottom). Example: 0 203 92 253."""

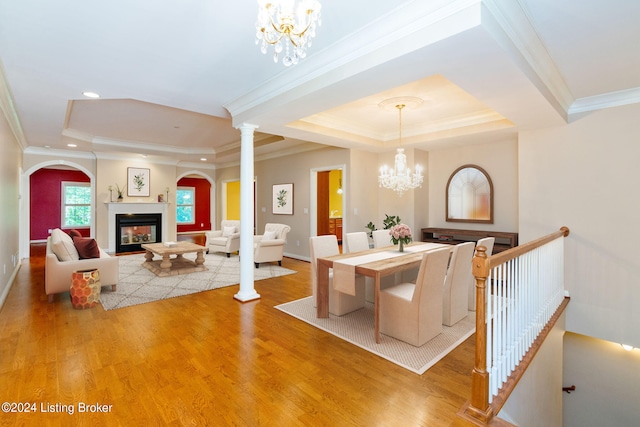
462 226 570 425
488 226 569 267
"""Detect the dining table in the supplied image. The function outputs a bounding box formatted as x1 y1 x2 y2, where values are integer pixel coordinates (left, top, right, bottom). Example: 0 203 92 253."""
316 241 451 343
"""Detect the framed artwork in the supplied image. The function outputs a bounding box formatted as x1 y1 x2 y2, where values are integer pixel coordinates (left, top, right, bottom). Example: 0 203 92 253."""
127 167 150 197
272 183 293 215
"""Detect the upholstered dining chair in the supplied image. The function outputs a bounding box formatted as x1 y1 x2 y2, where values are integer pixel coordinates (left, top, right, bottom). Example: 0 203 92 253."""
442 241 476 326
379 247 450 346
309 235 365 316
253 223 291 268
469 237 495 310
371 229 405 290
372 229 391 248
205 220 240 257
344 232 375 303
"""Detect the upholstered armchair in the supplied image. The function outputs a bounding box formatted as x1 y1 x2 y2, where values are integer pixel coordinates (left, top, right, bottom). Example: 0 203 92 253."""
205 220 241 257
443 241 475 326
253 223 291 268
310 235 365 316
469 237 495 311
379 247 450 346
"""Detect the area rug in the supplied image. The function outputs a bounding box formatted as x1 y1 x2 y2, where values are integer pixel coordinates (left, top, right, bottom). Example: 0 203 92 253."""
275 296 475 374
100 253 296 310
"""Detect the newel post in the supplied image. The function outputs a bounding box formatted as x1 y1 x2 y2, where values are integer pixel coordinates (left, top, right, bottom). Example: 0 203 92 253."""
464 245 494 423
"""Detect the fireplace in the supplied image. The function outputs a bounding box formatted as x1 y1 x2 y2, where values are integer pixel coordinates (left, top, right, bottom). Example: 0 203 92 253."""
106 202 169 253
116 213 162 253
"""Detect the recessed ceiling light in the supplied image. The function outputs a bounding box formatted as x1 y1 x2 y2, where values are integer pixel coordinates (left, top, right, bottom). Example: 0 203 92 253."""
200 158 207 161
67 143 77 147
82 91 100 98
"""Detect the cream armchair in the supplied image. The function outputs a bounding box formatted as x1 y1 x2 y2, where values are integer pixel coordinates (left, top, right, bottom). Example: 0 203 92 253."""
205 220 241 257
253 223 291 268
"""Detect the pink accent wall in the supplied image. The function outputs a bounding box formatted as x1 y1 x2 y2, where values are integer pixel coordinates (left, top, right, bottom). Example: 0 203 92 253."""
176 177 211 233
30 168 90 240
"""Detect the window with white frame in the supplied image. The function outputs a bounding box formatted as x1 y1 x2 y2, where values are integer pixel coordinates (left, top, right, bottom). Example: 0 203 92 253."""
62 181 91 227
176 187 195 224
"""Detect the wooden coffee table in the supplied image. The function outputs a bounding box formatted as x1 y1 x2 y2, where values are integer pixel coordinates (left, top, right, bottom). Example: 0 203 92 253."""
141 242 208 277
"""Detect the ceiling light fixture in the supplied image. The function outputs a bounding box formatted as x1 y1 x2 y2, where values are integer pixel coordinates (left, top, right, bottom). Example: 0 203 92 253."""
82 91 100 98
378 102 424 197
255 0 322 67
67 143 77 148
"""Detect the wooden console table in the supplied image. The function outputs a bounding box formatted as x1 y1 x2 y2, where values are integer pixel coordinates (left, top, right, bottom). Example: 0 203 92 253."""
420 227 518 253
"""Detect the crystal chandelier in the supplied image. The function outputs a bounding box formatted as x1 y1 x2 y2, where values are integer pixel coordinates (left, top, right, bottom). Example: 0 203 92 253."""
378 104 424 196
255 0 322 67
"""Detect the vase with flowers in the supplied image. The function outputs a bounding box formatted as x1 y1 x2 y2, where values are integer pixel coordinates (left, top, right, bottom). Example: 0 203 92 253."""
389 223 412 252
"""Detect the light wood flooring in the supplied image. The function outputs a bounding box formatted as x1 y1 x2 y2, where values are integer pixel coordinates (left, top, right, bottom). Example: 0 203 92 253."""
0 237 477 426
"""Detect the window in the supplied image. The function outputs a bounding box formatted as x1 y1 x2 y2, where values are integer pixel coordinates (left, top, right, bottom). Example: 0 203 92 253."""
62 182 91 227
176 187 195 224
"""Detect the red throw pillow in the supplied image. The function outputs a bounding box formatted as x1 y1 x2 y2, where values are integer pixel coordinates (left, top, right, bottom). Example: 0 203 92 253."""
68 229 82 239
73 237 100 259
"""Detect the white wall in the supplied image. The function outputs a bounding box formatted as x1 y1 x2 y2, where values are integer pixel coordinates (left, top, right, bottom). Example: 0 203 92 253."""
563 332 640 427
0 98 21 308
519 103 640 425
428 139 519 232
519 104 640 348
499 312 565 427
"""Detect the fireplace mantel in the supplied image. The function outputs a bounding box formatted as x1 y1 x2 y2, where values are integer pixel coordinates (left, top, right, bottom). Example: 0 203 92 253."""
106 202 169 253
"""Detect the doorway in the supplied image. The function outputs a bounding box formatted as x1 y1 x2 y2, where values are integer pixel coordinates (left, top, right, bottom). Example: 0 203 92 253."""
310 165 346 241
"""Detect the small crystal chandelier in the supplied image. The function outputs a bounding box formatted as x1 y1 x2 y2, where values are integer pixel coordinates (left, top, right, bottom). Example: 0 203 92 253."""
378 104 424 196
255 0 322 67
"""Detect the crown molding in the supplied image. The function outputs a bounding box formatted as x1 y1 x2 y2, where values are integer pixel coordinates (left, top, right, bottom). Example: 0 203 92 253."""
0 60 28 150
568 87 640 115
24 146 97 160
92 136 216 155
481 0 573 121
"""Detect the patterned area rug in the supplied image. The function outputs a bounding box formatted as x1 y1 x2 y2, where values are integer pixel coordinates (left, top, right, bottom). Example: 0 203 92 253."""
100 253 296 310
275 297 475 374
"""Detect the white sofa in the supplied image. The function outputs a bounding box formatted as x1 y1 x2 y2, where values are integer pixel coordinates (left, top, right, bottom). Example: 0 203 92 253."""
205 220 241 257
45 230 119 303
253 223 291 268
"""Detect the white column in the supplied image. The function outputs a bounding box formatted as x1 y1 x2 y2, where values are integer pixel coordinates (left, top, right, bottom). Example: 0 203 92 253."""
234 123 260 302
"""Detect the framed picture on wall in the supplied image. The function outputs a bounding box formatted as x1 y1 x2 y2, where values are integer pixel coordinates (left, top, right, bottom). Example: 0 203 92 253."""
272 183 293 215
127 167 150 197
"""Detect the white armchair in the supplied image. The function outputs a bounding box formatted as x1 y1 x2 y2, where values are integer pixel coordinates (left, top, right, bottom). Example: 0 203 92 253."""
254 223 291 268
205 220 241 257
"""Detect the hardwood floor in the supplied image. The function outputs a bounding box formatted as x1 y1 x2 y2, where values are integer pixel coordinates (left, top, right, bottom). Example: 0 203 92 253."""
0 243 477 426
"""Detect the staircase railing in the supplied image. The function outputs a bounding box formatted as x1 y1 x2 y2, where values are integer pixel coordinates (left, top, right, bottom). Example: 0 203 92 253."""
461 226 570 425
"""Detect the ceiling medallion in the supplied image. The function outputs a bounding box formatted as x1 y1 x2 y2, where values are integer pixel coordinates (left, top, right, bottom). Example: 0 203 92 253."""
255 0 322 67
378 98 424 197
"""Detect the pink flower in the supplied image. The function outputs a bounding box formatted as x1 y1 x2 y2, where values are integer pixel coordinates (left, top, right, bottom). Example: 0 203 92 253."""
389 223 412 244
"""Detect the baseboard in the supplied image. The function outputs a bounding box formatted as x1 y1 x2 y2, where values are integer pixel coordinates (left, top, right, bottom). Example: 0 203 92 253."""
0 262 21 312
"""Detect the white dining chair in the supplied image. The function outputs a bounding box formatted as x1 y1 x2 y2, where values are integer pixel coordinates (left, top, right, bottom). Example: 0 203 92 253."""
379 247 450 346
344 232 377 303
469 237 495 311
309 235 365 316
372 229 391 248
443 241 475 326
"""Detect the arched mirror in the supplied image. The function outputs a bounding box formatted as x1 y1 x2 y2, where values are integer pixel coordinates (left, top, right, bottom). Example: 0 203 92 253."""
446 164 493 224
